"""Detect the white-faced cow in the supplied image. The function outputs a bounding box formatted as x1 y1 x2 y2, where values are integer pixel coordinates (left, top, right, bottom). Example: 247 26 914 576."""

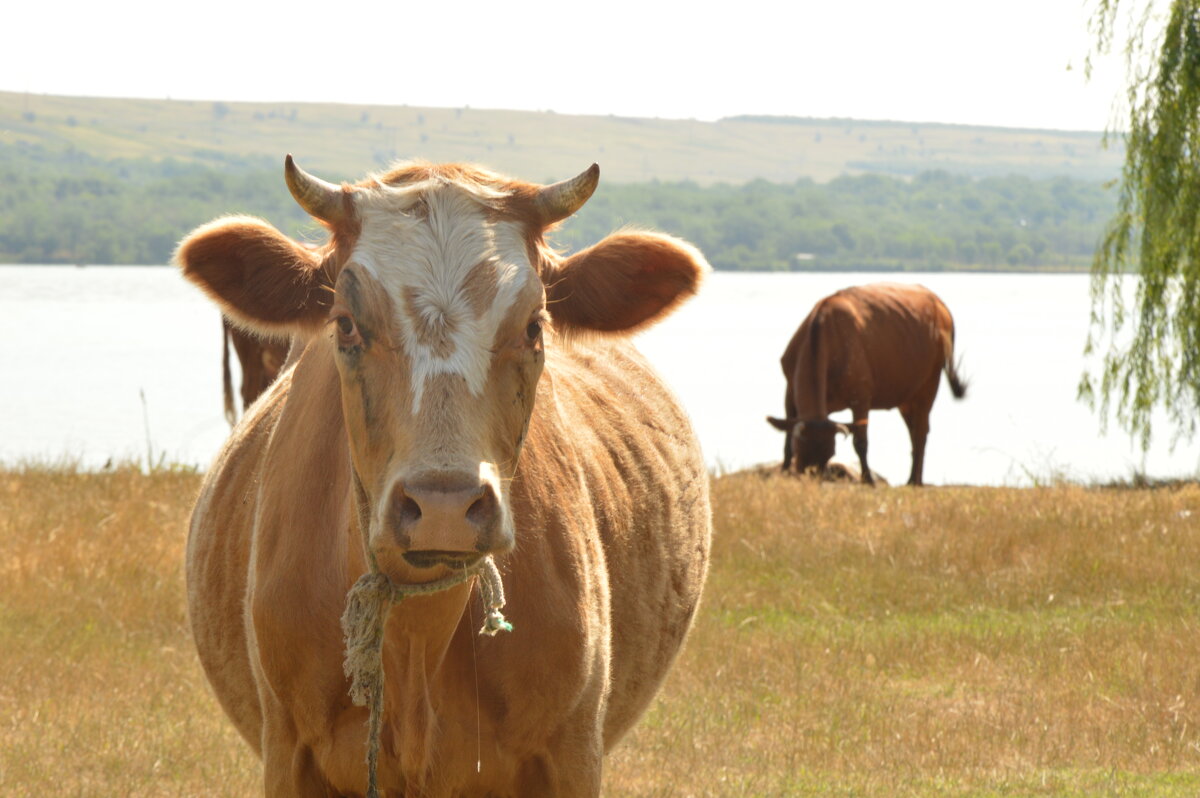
766 282 967 486
177 157 712 796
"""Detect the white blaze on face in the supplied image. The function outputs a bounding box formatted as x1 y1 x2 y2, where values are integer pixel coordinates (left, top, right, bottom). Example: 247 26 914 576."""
349 180 534 412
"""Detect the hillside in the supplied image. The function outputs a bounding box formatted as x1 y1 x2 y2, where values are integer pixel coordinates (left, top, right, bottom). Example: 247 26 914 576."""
0 91 1123 184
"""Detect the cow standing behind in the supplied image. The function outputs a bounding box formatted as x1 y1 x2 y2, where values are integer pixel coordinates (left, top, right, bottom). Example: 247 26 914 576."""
221 316 290 425
177 157 712 796
767 282 967 486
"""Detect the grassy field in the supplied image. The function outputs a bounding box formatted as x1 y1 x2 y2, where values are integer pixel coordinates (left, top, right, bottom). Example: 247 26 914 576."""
1 90 1124 184
2 465 1199 796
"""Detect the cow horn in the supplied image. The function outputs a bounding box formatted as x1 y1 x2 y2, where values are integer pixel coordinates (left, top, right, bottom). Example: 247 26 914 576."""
284 154 347 224
534 163 600 225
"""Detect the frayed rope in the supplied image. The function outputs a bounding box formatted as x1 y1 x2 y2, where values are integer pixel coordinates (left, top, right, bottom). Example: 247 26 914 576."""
476 556 513 636
340 557 511 798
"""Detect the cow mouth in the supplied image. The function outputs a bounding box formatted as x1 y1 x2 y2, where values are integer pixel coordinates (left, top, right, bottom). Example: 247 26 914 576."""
402 550 485 570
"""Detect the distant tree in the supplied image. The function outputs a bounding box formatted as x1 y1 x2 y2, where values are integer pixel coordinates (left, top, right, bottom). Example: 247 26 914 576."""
1007 243 1034 267
0 144 1114 270
1081 0 1200 450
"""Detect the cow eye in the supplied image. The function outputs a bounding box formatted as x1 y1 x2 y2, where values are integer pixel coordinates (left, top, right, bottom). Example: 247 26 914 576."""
334 315 360 348
525 319 543 342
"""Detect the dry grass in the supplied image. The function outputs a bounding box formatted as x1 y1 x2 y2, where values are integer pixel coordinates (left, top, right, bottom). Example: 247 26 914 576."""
607 473 1200 796
0 463 257 796
2 465 1199 795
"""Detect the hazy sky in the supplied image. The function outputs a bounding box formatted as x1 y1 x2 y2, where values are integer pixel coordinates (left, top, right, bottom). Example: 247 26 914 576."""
6 0 1147 132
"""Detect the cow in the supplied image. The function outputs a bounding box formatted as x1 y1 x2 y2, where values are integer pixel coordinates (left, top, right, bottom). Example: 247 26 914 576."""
176 156 712 797
766 282 966 486
221 315 290 426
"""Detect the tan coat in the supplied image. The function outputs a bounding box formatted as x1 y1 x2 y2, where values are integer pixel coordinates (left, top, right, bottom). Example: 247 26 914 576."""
179 160 712 796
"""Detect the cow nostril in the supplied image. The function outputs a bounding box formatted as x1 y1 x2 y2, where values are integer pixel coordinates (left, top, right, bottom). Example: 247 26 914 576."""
398 495 422 528
466 487 497 526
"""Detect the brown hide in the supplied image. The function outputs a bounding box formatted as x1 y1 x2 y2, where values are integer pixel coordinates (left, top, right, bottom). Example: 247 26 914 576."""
179 159 711 797
221 316 290 426
768 282 966 486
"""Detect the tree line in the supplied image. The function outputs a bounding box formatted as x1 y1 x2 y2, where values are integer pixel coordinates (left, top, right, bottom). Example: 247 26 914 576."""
0 142 1113 270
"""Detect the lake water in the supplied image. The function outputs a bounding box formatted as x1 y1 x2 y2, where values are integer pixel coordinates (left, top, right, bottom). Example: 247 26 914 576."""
2 266 1196 486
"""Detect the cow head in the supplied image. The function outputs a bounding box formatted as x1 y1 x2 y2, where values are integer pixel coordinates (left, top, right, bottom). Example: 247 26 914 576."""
766 416 850 474
178 157 708 584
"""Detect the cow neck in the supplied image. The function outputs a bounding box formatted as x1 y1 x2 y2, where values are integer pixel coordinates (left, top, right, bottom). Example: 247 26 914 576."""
797 317 832 422
794 375 830 422
342 460 510 798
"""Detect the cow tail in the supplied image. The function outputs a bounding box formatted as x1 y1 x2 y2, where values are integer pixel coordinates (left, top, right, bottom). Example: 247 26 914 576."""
942 326 968 399
222 317 237 427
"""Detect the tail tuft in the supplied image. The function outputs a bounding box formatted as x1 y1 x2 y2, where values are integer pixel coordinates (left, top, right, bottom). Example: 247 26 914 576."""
946 356 968 399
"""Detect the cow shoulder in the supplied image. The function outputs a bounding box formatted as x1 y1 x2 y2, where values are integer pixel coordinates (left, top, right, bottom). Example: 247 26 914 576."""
543 231 708 335
175 215 334 334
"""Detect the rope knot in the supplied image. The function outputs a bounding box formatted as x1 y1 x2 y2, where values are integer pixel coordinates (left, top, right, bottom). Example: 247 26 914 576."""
481 609 514 636
476 557 512 636
341 572 394 707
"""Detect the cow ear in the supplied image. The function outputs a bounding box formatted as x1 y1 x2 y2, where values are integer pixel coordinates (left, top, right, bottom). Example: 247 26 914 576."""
766 416 795 432
175 215 334 334
544 231 709 334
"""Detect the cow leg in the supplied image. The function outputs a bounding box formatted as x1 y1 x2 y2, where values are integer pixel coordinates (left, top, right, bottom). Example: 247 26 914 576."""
516 750 602 797
900 405 930 486
261 709 330 798
781 387 796 472
850 414 873 486
514 710 604 797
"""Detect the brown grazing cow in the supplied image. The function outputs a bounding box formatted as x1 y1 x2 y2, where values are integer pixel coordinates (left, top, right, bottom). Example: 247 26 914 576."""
221 316 290 425
767 282 967 486
176 157 712 796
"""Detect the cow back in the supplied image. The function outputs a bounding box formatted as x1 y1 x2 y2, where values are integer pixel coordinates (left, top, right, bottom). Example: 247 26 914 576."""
786 283 954 416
